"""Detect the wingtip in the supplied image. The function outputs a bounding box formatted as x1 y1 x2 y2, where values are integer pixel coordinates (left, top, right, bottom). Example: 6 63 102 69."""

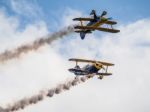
112 64 115 66
116 30 120 33
73 18 78 21
68 58 73 61
109 63 115 66
113 29 120 33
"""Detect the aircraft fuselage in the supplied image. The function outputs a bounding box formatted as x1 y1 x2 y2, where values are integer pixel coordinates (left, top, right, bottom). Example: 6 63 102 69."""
80 17 107 39
69 63 102 76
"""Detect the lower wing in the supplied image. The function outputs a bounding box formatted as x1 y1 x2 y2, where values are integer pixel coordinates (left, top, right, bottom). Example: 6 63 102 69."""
96 73 112 76
75 30 92 33
74 26 120 33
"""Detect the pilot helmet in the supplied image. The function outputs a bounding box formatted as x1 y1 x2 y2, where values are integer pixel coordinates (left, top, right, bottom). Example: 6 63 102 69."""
90 10 96 15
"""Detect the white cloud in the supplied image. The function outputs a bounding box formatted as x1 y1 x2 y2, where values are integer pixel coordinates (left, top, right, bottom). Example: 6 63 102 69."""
61 8 83 27
0 8 150 112
0 10 72 107
10 0 44 20
0 10 48 52
47 10 150 112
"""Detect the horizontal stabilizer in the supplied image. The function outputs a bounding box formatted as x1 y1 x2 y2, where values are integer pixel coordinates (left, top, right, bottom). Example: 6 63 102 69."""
68 68 87 75
68 68 82 72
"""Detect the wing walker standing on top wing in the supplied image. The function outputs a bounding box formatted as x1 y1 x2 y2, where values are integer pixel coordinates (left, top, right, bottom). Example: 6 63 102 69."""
73 10 120 39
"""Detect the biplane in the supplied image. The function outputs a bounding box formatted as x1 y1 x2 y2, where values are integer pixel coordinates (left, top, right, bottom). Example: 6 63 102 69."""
68 58 114 79
73 10 120 39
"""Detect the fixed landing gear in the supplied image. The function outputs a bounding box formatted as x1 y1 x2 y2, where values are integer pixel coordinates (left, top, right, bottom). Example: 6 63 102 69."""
87 74 94 79
98 75 103 80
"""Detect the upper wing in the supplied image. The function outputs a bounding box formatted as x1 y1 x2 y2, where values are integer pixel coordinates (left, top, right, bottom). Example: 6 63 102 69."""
105 20 117 25
69 58 114 66
73 17 94 21
73 17 117 25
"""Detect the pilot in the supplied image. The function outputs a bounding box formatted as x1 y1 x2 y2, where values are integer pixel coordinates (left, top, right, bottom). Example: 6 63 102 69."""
90 10 98 22
75 65 81 69
90 10 107 22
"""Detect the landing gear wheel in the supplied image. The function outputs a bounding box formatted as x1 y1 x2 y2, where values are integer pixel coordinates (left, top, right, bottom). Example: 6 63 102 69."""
98 75 103 80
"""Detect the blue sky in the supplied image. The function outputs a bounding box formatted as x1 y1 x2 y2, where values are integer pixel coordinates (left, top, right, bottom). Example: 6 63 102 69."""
0 1 150 112
0 0 150 29
37 0 150 21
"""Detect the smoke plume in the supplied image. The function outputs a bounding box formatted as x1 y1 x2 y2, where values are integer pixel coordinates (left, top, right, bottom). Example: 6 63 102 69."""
0 26 74 63
0 76 91 112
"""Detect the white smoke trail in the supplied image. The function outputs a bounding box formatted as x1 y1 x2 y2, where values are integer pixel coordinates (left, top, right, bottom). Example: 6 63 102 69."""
0 26 74 63
0 76 91 112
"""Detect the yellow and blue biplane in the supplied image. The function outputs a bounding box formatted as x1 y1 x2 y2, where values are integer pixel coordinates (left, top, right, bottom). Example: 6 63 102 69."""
68 58 114 79
73 10 120 39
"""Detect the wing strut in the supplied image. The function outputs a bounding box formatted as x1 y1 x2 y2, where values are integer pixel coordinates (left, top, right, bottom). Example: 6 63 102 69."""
76 61 78 66
106 66 108 73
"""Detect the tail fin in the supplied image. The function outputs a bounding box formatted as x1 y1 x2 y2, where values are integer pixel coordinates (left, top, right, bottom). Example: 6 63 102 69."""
80 32 86 40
